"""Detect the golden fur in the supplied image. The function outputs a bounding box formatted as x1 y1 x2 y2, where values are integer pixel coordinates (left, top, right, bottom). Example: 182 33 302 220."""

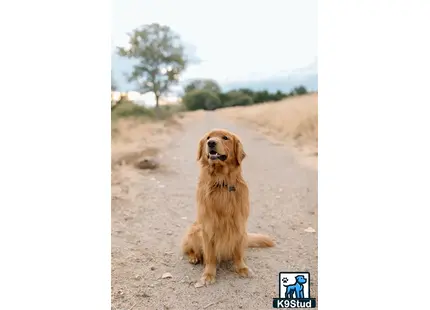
181 128 274 285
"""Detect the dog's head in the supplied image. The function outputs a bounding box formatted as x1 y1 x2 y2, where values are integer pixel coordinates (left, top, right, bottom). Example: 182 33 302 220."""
295 275 307 284
197 129 246 167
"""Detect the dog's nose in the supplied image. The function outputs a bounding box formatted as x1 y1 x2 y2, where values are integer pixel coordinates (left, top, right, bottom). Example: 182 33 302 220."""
207 140 216 148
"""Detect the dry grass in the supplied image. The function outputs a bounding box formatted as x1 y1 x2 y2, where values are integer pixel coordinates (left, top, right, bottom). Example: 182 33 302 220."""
111 111 206 166
111 110 205 188
218 93 318 166
112 118 177 167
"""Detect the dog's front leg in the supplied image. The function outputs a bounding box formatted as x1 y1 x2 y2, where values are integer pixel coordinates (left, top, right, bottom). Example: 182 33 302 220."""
201 231 216 285
233 237 250 277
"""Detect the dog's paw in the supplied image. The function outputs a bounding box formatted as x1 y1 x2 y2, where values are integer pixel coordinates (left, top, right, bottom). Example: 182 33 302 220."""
236 266 253 278
200 273 216 285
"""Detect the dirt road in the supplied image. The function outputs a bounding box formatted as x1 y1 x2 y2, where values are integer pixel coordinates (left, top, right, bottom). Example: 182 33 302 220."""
111 111 318 310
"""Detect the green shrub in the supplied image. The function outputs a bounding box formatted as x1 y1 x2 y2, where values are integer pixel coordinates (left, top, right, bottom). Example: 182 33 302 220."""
273 90 286 101
184 79 222 94
111 97 188 121
160 103 186 114
252 90 270 103
237 88 255 97
111 100 155 120
182 89 222 111
223 91 253 107
292 86 308 96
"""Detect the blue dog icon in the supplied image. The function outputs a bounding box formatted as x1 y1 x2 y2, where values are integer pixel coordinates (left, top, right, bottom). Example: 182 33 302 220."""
282 275 307 298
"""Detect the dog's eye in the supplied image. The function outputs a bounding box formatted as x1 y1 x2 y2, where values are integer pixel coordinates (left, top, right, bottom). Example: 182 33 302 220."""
222 136 228 140
207 136 210 140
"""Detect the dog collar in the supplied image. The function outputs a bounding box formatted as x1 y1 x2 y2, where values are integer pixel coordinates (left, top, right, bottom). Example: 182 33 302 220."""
215 181 236 192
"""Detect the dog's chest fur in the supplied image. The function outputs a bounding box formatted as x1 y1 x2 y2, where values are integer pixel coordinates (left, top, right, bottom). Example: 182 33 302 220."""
198 181 248 259
197 175 249 236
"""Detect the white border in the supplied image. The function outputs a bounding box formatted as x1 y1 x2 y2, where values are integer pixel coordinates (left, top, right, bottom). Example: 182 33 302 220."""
1 0 429 309
320 0 430 309
0 0 111 309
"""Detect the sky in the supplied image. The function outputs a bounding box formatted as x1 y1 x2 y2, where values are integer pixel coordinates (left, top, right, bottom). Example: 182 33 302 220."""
112 0 317 85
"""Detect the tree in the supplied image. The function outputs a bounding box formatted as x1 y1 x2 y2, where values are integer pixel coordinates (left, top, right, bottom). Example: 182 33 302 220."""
184 79 221 94
117 23 188 109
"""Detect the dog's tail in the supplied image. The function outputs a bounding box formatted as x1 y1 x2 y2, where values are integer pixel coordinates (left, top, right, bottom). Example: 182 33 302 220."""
246 233 275 248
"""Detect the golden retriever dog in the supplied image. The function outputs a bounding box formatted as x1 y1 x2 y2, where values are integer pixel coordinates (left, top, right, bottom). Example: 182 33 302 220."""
181 128 274 285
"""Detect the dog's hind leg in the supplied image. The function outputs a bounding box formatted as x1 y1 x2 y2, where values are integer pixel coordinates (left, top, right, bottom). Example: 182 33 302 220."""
181 222 203 264
187 249 202 264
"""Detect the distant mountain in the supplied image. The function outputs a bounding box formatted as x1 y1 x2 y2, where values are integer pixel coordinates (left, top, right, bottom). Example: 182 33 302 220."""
220 74 318 93
221 59 318 93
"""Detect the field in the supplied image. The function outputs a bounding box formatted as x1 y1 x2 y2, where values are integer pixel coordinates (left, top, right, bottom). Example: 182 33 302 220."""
217 93 318 168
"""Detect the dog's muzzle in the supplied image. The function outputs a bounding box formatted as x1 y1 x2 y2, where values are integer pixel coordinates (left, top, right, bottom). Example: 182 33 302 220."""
208 149 227 161
207 149 226 161
207 139 227 161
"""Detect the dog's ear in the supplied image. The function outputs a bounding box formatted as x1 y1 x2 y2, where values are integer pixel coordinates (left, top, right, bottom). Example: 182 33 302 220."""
234 136 246 165
197 136 205 161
